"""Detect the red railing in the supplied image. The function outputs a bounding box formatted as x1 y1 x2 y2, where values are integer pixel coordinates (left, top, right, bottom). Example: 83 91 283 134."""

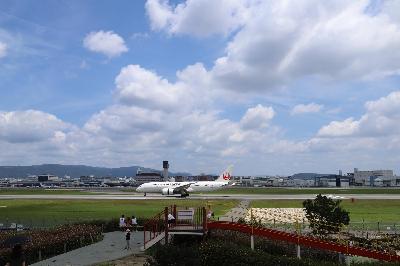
143 206 208 249
172 206 207 231
207 221 400 262
143 207 167 249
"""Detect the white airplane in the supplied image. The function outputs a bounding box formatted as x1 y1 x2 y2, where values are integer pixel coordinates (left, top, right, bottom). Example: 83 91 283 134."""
136 165 233 197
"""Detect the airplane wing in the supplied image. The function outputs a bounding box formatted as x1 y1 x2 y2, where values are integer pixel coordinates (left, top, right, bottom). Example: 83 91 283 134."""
172 183 194 195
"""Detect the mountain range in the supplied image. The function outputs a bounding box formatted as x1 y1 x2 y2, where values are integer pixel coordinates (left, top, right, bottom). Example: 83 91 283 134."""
0 164 190 178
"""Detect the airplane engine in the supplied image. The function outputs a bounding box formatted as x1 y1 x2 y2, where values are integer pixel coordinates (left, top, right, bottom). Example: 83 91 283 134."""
161 188 176 195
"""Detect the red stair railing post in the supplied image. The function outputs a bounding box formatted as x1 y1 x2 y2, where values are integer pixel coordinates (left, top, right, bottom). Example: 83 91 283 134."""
202 207 207 234
144 225 146 249
165 207 169 244
173 205 177 227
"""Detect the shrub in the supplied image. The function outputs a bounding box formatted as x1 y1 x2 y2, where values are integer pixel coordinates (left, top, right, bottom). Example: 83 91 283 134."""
0 224 102 265
145 235 340 266
303 194 350 237
145 243 201 266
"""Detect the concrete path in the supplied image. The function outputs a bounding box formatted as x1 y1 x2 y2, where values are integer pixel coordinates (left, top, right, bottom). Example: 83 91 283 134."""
219 200 249 222
31 231 144 266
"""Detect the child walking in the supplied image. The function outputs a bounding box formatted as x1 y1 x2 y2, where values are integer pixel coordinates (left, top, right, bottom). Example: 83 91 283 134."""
125 229 131 250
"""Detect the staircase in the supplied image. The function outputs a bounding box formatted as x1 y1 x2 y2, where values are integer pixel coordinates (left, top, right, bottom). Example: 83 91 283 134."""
141 205 207 250
140 232 165 251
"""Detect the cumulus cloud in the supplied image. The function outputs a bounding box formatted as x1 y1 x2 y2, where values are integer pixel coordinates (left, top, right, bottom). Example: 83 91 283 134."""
240 104 275 129
291 103 323 115
83 30 128 58
4 0 400 173
114 65 185 110
71 64 284 171
212 1 400 91
145 0 248 37
84 105 165 136
146 1 400 92
317 118 359 137
0 110 72 143
317 91 400 138
0 42 7 58
2 66 400 174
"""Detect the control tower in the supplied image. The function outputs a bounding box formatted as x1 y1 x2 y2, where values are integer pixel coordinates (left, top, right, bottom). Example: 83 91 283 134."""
163 161 169 181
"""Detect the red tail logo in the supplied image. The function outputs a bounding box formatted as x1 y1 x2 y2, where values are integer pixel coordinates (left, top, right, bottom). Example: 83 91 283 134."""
222 173 231 180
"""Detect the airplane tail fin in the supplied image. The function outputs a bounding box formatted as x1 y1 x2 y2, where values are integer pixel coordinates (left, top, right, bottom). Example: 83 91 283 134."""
216 165 233 182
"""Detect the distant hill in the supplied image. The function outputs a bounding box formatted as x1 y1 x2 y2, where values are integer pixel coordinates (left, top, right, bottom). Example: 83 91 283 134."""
0 164 190 178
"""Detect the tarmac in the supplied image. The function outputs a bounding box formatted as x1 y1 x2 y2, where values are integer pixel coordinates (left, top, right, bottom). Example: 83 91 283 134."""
31 231 144 266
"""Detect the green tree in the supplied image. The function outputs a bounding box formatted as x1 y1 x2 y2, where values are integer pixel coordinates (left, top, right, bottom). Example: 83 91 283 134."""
303 194 350 236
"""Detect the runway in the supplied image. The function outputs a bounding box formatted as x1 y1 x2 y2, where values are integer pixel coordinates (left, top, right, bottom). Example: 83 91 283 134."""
1 193 400 200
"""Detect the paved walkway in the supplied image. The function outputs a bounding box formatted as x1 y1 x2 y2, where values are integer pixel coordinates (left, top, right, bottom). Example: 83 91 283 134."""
32 231 144 266
219 200 249 222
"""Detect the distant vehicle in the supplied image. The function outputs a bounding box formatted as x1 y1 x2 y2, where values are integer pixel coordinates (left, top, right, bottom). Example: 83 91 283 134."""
325 194 344 199
136 165 233 197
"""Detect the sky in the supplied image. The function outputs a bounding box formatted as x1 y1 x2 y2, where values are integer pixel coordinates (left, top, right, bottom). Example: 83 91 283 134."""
1 0 400 175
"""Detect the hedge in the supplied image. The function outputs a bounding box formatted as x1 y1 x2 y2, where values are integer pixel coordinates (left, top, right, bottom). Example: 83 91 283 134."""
0 224 102 265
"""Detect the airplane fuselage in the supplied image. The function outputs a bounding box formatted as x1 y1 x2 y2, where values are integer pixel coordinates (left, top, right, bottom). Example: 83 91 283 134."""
136 181 229 193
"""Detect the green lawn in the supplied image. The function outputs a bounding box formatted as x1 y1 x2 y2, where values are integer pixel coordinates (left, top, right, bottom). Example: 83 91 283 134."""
0 188 99 195
250 199 400 223
203 187 400 195
0 199 237 227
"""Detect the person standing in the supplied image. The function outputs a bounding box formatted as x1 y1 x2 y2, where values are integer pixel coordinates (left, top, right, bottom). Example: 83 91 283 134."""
124 229 131 250
167 213 175 227
132 216 138 231
119 214 126 230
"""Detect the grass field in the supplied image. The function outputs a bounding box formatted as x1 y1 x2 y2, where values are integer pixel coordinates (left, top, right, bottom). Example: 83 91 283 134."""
0 199 237 227
0 188 99 195
250 199 400 223
204 187 400 194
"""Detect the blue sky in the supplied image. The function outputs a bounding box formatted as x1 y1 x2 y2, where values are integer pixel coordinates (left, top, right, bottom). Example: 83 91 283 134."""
1 0 400 175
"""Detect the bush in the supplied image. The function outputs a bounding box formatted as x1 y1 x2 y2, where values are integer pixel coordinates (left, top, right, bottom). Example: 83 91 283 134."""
200 239 338 266
145 237 339 266
81 217 161 232
145 242 201 266
303 194 350 237
0 224 102 265
208 229 339 263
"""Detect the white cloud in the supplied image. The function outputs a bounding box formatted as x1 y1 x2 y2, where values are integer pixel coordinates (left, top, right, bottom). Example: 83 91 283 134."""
145 0 248 37
0 110 72 143
317 91 400 138
212 1 400 92
317 118 359 137
146 0 174 31
0 42 7 58
4 0 400 174
68 65 284 171
2 66 400 174
83 30 128 58
240 104 275 129
84 105 165 137
291 103 323 115
146 1 400 93
115 65 178 109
